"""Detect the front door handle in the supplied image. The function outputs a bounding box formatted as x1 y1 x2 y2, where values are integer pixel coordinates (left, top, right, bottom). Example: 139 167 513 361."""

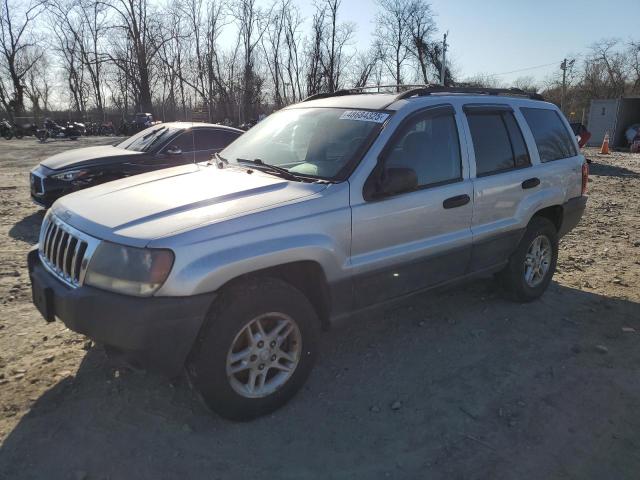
443 194 470 209
522 177 540 189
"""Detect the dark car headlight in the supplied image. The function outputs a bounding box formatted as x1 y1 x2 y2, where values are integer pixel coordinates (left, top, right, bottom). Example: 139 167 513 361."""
51 169 89 182
84 242 174 296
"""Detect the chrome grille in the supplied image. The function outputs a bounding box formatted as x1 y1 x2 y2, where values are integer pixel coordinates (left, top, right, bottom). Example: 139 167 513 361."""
39 214 99 287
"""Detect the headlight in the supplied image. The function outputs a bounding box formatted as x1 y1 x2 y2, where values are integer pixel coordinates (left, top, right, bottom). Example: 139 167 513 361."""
51 169 89 182
84 242 174 296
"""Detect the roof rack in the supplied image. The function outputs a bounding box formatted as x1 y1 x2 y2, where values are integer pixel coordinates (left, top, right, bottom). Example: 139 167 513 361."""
302 84 429 102
302 84 544 103
396 85 544 101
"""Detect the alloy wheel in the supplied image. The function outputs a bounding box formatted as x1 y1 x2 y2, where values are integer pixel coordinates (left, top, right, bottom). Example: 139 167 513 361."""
225 312 302 399
523 235 552 287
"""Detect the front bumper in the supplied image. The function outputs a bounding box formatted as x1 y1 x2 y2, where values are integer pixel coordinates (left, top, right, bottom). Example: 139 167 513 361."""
28 248 215 377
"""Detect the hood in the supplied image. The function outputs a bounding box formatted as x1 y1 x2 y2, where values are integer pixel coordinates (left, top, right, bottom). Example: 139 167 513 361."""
41 145 142 170
53 164 328 246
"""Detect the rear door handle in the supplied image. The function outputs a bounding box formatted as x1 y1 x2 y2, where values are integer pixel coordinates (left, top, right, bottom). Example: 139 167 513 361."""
522 177 540 189
443 194 470 209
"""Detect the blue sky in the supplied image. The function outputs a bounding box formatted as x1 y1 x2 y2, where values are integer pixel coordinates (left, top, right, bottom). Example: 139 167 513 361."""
293 0 639 84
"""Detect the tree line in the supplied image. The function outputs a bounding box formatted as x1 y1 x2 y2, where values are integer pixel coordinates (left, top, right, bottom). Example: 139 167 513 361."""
0 0 450 124
1 0 638 125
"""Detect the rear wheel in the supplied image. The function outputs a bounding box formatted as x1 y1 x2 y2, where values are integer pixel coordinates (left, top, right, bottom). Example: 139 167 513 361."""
189 277 319 421
499 216 558 302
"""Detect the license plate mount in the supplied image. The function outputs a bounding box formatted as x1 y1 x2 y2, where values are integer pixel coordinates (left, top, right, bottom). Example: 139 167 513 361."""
31 277 55 323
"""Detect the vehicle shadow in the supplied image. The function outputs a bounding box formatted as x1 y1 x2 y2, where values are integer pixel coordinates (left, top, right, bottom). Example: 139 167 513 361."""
8 210 45 245
1 282 639 479
588 160 640 179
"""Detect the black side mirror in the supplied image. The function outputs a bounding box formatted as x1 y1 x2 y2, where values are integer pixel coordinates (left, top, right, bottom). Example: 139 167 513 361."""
377 167 418 196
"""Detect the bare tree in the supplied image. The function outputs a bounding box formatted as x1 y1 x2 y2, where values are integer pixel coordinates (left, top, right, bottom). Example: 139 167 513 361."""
405 0 436 84
320 0 354 92
626 40 640 94
49 15 88 115
376 0 409 90
103 0 168 114
282 4 304 102
231 0 270 121
583 39 627 99
0 0 45 116
458 73 503 88
512 75 539 93
262 0 288 108
352 43 382 88
76 0 109 117
23 50 51 119
305 6 325 96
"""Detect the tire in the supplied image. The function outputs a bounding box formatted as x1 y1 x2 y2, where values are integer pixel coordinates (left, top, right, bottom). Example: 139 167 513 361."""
15 132 23 139
3 132 12 140
188 277 319 421
498 216 558 302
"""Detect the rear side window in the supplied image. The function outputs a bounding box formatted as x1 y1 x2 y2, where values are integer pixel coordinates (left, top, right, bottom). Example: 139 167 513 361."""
194 129 240 150
465 109 531 176
521 108 577 162
384 108 462 188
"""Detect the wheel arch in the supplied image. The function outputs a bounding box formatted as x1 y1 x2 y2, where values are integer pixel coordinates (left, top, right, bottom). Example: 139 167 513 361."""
531 204 563 232
214 260 333 331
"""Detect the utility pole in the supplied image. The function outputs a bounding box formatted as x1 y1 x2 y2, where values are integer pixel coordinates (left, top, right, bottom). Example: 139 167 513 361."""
440 32 448 86
560 58 575 113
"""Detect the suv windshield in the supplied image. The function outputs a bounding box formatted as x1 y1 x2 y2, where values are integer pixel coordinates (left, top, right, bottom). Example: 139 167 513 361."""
220 107 389 180
117 125 181 152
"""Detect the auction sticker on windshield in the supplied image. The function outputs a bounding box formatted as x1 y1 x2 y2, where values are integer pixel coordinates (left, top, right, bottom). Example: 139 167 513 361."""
339 110 390 123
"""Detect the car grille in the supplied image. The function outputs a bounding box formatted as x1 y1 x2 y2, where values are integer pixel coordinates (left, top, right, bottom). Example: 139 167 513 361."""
39 215 99 287
30 173 44 195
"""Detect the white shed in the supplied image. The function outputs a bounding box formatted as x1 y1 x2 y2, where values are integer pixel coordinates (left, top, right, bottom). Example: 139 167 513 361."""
586 97 640 148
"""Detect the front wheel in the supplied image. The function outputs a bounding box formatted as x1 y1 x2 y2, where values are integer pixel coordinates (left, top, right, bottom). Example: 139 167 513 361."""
498 217 558 302
3 131 12 140
188 277 319 421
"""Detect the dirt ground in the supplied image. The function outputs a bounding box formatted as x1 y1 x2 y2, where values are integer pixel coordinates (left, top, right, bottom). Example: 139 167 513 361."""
0 138 638 480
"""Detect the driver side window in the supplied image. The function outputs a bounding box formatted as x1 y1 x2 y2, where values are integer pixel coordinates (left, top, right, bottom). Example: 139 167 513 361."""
163 131 195 154
384 108 462 189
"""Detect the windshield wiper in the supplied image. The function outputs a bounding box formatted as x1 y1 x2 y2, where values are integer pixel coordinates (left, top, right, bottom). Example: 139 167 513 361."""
143 127 168 151
237 158 303 182
141 126 165 141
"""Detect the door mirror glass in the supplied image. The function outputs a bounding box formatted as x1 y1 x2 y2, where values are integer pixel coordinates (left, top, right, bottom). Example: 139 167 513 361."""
378 167 418 196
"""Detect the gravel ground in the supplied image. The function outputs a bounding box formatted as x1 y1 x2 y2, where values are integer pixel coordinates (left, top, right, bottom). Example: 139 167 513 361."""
0 139 639 480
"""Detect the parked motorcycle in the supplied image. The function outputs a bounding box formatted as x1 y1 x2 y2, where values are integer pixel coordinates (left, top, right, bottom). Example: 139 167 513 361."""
0 119 13 140
71 121 86 136
12 122 39 139
36 119 82 142
98 121 115 135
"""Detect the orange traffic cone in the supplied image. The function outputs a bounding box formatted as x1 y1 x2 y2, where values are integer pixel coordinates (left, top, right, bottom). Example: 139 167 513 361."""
600 131 610 154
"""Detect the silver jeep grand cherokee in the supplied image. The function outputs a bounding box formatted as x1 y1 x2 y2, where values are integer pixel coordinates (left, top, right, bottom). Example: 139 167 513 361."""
28 87 588 420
